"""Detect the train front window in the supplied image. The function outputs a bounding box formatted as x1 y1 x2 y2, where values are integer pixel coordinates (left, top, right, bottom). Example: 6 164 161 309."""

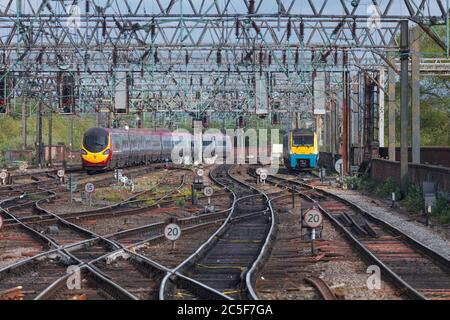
84 135 108 152
292 135 314 146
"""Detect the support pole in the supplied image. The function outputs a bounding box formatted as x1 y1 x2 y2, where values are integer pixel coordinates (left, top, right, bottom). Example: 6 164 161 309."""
35 101 42 168
411 27 421 164
48 109 52 166
68 113 73 151
342 50 349 176
378 69 385 147
388 53 397 161
400 20 410 194
21 98 27 150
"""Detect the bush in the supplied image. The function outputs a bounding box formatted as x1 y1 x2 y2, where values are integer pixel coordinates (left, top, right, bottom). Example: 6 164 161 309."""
375 178 400 198
345 176 359 189
357 177 376 193
401 185 423 212
176 198 185 207
433 192 450 224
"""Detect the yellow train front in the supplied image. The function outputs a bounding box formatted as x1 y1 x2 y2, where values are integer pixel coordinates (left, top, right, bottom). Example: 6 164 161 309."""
283 129 319 170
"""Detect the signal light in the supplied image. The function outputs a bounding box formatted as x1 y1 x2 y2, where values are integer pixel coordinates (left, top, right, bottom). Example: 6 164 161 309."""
237 115 245 128
202 115 209 128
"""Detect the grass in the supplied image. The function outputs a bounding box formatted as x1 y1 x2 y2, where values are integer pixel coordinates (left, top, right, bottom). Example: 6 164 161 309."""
92 188 127 202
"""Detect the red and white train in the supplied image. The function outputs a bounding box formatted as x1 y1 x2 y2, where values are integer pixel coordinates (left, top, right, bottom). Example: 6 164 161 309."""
81 127 231 171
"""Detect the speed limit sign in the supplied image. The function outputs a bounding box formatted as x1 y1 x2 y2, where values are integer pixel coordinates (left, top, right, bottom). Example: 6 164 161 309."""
57 170 65 178
84 183 95 193
196 169 204 177
303 208 323 228
203 186 214 197
0 171 7 180
164 223 181 241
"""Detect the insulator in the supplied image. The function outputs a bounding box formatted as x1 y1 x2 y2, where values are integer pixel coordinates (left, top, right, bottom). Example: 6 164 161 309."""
300 21 305 40
334 49 338 65
311 50 315 62
85 0 90 13
268 52 272 65
248 0 255 14
185 51 189 65
154 47 159 63
259 50 263 65
102 18 107 37
235 19 240 37
295 47 299 65
190 77 193 86
140 66 144 77
112 48 117 65
200 76 203 86
282 50 286 65
287 18 292 40
352 20 357 39
216 48 222 65
151 20 156 39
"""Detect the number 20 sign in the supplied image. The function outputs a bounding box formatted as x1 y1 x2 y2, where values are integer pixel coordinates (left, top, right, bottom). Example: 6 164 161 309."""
164 223 181 241
303 208 323 228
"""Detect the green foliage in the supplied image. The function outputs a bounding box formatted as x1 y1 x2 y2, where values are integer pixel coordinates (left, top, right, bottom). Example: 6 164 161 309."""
345 175 360 189
401 185 423 212
433 192 450 224
176 198 185 207
357 177 377 193
0 113 95 153
375 178 400 198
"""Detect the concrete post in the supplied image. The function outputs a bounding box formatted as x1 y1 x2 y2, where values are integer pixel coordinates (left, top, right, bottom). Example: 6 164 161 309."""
400 20 410 194
21 98 27 150
388 53 397 161
35 101 42 167
48 110 52 166
411 27 421 164
378 69 385 147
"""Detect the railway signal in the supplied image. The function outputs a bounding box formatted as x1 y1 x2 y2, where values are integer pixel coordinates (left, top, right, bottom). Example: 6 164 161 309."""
67 175 77 203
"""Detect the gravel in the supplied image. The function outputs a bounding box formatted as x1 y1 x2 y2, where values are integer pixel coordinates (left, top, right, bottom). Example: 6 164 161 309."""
319 186 450 260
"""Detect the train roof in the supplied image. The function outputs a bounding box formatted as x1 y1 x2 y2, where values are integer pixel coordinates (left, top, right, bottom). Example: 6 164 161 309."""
291 128 314 135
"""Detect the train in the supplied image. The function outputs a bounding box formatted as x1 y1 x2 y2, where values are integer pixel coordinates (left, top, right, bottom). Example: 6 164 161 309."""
81 127 231 171
282 128 318 170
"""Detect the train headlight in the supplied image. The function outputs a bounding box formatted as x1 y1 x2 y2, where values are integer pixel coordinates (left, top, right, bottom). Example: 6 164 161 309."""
81 149 87 155
103 149 110 156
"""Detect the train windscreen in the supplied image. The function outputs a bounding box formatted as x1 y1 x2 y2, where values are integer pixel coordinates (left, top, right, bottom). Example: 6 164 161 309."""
292 134 314 146
83 130 108 152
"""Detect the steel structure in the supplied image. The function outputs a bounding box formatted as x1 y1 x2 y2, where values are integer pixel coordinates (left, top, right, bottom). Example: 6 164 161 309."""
0 0 448 119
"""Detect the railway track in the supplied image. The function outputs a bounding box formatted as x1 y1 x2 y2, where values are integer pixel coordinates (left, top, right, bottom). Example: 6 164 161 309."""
0 166 233 300
262 169 450 300
160 164 276 300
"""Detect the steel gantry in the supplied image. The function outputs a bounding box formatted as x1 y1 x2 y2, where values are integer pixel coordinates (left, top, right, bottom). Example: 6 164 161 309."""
0 0 449 181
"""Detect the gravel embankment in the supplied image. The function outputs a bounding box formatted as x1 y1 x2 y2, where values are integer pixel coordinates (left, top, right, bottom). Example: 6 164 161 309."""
319 186 450 260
